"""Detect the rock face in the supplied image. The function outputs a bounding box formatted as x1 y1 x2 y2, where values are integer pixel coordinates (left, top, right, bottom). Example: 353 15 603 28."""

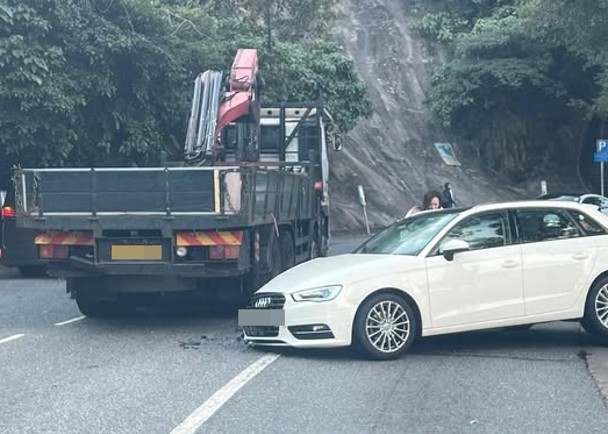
328 0 585 231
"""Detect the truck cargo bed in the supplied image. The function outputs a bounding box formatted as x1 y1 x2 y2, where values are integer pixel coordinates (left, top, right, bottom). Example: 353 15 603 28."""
14 165 315 230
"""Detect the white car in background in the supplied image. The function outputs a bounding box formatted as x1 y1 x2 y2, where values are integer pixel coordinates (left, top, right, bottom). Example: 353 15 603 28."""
240 201 608 360
537 192 608 213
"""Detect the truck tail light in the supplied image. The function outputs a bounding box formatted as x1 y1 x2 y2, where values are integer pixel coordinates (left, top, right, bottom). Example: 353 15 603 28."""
1 206 15 219
314 181 323 193
209 245 240 260
39 245 69 259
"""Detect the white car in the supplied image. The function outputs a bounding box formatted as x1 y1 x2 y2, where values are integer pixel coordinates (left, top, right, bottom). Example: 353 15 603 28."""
537 192 608 213
240 201 608 360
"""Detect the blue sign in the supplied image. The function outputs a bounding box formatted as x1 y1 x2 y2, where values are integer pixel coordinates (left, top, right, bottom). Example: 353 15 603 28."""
594 139 608 162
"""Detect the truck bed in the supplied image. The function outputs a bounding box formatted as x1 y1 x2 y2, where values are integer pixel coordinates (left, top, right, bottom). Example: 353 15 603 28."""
14 165 314 230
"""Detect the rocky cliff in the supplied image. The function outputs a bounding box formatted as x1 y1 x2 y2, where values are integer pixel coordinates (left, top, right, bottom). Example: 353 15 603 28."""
328 0 585 231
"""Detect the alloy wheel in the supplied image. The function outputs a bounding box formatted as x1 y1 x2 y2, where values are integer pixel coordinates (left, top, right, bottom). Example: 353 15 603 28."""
595 284 608 328
365 300 411 354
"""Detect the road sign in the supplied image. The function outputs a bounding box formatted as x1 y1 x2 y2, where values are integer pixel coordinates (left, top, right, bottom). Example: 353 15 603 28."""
594 139 608 162
595 140 608 196
0 190 5 207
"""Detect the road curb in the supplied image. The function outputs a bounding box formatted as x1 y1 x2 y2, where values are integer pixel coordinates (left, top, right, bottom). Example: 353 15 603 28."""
585 347 608 406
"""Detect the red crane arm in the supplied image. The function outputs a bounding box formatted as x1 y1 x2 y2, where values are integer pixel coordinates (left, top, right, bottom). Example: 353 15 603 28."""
216 49 258 136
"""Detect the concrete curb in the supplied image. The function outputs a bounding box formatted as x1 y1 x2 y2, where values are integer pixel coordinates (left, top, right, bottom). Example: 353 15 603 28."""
585 347 608 407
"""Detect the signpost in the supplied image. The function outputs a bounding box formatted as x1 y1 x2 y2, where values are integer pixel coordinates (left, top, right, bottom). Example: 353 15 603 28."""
357 185 370 235
593 139 608 196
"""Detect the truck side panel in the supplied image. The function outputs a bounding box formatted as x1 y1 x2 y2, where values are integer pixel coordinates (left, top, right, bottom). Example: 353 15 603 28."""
17 165 313 225
21 169 216 214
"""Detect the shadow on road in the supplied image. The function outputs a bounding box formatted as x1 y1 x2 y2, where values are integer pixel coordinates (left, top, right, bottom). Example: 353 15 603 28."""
249 323 608 362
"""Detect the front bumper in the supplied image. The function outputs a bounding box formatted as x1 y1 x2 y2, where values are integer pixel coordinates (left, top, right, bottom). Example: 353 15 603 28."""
240 293 354 349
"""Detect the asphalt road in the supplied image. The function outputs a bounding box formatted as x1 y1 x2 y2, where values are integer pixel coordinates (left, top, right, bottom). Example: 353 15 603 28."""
1 234 608 434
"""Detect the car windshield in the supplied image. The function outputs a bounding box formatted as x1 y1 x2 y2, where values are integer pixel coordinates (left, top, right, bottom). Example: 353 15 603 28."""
354 209 463 256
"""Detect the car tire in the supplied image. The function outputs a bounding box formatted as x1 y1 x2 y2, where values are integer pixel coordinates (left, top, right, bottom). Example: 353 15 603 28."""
583 277 608 338
353 292 417 361
580 318 595 335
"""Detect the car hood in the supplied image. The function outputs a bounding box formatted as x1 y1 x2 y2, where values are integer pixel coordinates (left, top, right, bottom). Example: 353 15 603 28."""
256 253 423 295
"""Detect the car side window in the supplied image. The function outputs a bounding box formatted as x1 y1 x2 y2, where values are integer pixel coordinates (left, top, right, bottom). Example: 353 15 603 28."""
568 211 607 235
437 212 511 253
516 209 581 243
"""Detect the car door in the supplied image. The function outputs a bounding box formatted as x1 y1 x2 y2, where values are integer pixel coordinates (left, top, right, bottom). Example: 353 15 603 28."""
425 211 524 328
515 208 599 316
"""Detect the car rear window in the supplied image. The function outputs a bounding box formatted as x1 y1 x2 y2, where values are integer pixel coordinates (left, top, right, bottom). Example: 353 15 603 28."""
568 211 608 236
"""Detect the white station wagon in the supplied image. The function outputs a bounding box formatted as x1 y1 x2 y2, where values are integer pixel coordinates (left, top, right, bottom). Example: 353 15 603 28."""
240 201 608 360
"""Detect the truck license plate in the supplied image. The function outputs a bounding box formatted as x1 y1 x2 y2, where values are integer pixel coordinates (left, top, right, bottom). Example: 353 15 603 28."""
111 245 162 260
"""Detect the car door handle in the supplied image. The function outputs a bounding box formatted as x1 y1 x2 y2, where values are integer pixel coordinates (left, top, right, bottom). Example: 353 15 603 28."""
572 252 590 260
501 260 519 269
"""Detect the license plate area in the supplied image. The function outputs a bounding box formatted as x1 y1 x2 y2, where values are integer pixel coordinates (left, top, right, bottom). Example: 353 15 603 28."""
111 245 162 261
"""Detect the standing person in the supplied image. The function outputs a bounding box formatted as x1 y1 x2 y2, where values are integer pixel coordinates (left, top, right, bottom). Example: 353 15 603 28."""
405 190 442 217
442 182 456 208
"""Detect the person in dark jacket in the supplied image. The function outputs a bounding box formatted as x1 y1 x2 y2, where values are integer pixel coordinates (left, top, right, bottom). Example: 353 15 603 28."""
442 182 456 208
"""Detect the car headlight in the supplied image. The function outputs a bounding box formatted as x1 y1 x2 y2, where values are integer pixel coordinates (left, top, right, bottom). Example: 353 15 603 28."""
291 285 343 302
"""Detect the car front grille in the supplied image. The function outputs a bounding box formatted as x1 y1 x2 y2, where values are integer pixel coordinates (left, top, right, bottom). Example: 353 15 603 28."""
243 326 279 337
248 293 286 310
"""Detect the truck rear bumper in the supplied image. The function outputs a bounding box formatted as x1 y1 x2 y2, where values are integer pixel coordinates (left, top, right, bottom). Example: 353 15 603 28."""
65 273 245 296
46 258 246 279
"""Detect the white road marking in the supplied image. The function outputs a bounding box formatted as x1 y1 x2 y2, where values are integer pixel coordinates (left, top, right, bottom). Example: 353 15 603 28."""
54 316 86 326
170 353 281 434
0 334 25 345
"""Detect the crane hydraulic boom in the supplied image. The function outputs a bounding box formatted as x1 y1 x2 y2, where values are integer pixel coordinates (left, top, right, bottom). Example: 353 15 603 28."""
184 49 259 165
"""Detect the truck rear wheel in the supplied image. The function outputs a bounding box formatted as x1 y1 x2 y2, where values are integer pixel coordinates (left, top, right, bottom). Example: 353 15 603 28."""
279 231 294 271
75 295 112 317
309 238 318 260
245 227 282 298
75 295 129 317
18 266 47 278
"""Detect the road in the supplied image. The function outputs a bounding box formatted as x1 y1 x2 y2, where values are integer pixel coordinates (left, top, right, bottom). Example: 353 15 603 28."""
1 234 608 434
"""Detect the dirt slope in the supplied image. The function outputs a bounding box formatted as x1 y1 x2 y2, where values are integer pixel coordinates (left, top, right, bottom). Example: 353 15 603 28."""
328 0 584 231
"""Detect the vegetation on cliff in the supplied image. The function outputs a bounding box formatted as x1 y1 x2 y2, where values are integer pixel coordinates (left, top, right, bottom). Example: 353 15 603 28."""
412 0 608 180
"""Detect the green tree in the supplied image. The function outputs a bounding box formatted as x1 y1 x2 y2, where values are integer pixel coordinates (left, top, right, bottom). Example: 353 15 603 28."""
0 0 370 171
412 0 608 178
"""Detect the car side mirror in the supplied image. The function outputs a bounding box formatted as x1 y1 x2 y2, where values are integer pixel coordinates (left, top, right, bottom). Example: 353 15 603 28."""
440 239 470 261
